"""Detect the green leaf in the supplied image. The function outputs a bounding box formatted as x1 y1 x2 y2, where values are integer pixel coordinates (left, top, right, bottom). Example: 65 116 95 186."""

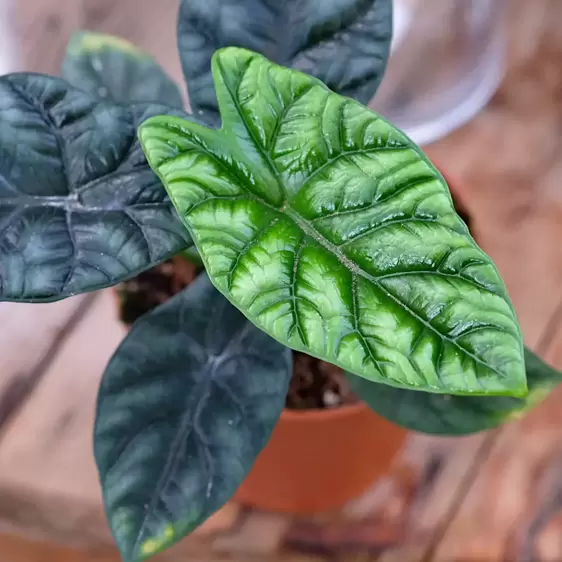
62 31 184 108
178 0 392 117
0 73 192 301
62 31 208 268
348 347 562 435
95 274 291 562
139 47 525 397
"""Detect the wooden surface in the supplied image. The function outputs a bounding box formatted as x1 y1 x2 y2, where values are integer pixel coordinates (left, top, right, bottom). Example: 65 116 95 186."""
2 0 562 560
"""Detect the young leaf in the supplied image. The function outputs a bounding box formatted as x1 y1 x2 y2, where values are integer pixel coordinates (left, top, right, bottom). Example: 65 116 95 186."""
0 73 192 302
95 274 291 562
62 31 184 108
348 348 562 435
140 47 525 397
178 0 392 116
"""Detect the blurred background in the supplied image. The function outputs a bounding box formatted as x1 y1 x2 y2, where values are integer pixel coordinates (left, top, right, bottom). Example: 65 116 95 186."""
2 0 562 561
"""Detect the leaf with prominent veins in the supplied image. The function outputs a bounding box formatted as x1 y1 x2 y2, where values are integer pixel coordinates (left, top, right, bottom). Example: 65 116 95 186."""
95 275 291 562
0 73 192 301
140 47 526 397
178 0 392 115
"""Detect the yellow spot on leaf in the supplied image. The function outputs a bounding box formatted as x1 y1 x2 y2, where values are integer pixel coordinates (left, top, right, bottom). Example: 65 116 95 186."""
140 525 175 557
69 32 146 58
140 540 158 557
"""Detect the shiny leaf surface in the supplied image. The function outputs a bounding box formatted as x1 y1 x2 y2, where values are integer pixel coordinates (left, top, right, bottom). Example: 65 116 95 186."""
95 274 291 562
349 348 562 435
140 48 525 396
178 0 392 116
62 31 184 108
0 73 191 301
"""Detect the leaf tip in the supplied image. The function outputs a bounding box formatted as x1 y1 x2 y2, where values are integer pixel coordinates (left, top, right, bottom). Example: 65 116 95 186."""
111 514 177 562
134 525 176 562
510 382 529 399
210 46 261 75
493 371 528 399
510 354 530 398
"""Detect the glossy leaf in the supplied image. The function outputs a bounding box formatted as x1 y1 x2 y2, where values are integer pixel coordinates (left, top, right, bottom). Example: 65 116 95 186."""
348 347 562 435
95 274 291 562
62 31 184 108
0 73 192 301
178 0 392 116
140 47 525 396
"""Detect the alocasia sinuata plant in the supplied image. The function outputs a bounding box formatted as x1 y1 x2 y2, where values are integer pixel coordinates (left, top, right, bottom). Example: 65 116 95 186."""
0 1 560 560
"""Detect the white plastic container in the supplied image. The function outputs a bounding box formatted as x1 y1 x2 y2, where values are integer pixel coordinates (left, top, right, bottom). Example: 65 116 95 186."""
372 0 507 146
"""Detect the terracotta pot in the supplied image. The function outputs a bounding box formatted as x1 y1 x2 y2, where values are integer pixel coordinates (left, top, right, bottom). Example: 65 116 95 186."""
234 402 407 514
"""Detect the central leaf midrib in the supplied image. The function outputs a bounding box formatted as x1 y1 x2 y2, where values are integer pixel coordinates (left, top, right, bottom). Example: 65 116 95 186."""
282 205 512 383
7 79 73 196
128 296 261 558
198 185 515 386
0 194 170 213
129 360 215 559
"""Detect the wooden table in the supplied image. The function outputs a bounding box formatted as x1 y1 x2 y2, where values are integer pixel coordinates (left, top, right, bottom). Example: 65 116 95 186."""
2 0 562 560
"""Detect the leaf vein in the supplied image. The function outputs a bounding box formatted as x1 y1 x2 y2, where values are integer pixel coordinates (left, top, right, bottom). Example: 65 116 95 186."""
226 216 279 290
283 207 514 382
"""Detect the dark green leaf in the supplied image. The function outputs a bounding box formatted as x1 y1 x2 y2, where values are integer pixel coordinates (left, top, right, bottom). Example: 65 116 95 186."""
0 73 192 301
62 31 184 108
178 0 392 117
95 274 291 562
348 347 562 435
61 32 208 266
140 48 525 397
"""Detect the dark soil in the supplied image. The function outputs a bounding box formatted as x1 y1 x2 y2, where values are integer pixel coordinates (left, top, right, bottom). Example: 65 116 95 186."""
117 256 199 326
289 352 357 409
117 194 471 410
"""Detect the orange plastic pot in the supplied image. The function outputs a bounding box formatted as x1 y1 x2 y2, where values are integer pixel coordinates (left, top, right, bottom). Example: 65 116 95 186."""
234 403 407 514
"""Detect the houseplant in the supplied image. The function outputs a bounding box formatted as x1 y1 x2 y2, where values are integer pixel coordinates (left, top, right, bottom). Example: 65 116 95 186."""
0 2 560 562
